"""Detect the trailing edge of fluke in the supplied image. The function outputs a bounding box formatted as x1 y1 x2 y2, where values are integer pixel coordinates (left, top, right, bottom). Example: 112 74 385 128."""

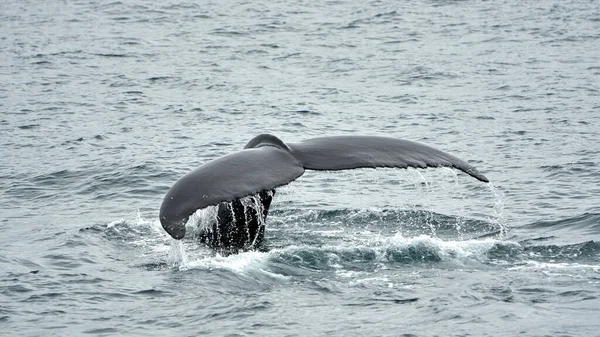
159 134 489 243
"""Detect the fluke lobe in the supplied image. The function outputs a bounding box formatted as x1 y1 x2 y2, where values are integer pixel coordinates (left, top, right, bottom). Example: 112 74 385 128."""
159 134 489 251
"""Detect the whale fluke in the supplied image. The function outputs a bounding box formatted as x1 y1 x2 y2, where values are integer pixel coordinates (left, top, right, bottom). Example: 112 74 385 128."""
288 136 488 183
159 146 303 239
159 134 488 243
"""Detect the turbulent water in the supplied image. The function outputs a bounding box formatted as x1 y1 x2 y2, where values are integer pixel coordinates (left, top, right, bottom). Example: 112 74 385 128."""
2 0 599 336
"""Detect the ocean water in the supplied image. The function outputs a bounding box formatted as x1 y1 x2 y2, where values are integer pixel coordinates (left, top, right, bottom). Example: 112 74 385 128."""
1 0 599 336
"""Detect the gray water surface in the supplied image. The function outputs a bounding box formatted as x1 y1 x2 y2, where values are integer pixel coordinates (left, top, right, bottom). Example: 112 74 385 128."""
1 0 599 336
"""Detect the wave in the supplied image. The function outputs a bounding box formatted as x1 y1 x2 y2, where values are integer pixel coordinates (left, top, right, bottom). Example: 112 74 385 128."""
521 241 600 263
522 212 600 233
156 235 520 282
268 208 504 240
515 213 600 262
170 234 599 279
93 208 600 281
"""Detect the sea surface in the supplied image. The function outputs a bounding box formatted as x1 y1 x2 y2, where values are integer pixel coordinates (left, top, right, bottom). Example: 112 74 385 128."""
1 0 599 336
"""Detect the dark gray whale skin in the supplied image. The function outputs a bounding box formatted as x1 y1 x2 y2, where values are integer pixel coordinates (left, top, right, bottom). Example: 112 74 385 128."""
159 134 489 249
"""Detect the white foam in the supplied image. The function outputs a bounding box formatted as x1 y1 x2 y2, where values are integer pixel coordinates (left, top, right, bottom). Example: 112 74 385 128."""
106 218 126 229
508 261 600 273
385 233 510 260
176 246 288 280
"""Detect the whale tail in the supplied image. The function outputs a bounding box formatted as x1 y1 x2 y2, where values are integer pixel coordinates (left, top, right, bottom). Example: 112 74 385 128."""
159 134 489 243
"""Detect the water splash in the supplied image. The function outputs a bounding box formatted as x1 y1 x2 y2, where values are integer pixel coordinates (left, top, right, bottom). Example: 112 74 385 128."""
186 191 273 251
239 191 272 247
173 241 189 270
487 183 508 237
188 205 219 235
